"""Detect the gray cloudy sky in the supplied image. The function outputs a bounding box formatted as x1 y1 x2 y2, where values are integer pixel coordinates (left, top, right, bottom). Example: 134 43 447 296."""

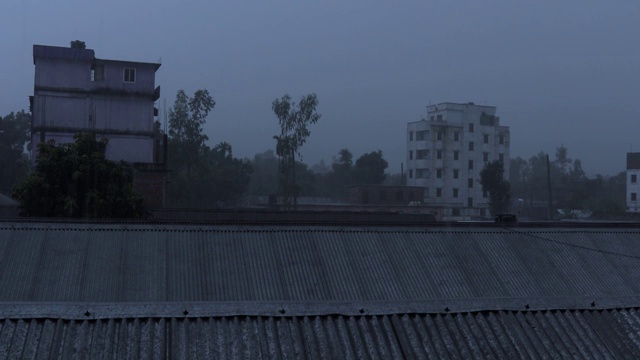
1 0 639 175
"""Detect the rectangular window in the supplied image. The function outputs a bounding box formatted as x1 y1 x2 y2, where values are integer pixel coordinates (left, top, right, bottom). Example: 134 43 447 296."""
425 187 429 197
499 154 504 162
91 65 104 82
436 188 442 197
469 123 474 133
124 68 136 82
499 135 505 144
409 131 414 141
633 174 638 183
453 188 459 198
468 197 473 207
469 142 474 151
483 134 489 144
452 208 460 216
436 169 442 178
468 160 474 170
416 130 429 141
483 190 488 198
483 152 489 162
437 114 443 121
454 132 460 141
379 191 387 201
468 178 474 188
416 169 430 178
437 150 442 160
453 169 459 179
409 151 413 160
430 116 435 121
409 169 413 178
416 150 429 159
453 151 459 161
633 193 637 201
437 131 443 141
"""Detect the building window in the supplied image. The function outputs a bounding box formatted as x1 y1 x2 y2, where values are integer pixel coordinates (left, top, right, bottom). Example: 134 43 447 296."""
499 135 505 144
468 197 473 207
416 169 430 178
633 193 637 201
453 169 459 179
469 142 474 151
91 65 104 82
425 187 429 197
453 151 459 161
436 169 442 178
124 68 136 82
499 154 504 162
453 188 459 198
416 130 429 141
483 152 489 162
416 150 429 159
430 116 434 121
483 190 488 198
437 131 443 141
632 174 637 183
468 160 474 170
379 191 387 201
468 178 474 188
483 134 489 144
452 208 461 216
409 131 413 141
469 123 474 133
436 188 442 197
437 114 443 121
454 132 460 141
396 191 403 201
409 151 413 160
409 169 413 178
437 150 442 160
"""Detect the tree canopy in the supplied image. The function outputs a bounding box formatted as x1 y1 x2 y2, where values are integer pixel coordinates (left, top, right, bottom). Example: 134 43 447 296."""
0 110 31 194
271 93 320 208
12 133 146 218
166 89 251 207
480 160 512 216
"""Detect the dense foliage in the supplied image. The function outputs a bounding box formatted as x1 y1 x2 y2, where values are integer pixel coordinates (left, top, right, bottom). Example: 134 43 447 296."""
167 89 252 207
12 133 146 218
0 110 31 194
479 160 512 216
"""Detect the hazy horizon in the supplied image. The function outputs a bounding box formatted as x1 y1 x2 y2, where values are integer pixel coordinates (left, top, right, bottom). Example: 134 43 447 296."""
2 0 639 176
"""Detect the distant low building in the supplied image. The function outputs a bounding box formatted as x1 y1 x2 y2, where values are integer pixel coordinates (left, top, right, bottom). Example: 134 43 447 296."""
627 153 640 212
347 185 423 206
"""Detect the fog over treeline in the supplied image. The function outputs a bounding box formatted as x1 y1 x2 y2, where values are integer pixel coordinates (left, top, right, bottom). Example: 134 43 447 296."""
1 0 639 176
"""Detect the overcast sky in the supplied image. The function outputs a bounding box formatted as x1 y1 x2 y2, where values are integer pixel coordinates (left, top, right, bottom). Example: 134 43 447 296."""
1 0 639 176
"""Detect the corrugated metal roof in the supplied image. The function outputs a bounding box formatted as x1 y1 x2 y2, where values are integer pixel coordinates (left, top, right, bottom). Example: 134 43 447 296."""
1 223 640 304
1 309 640 359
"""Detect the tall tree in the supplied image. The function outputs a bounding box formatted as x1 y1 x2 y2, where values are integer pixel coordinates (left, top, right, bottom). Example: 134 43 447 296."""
353 150 388 185
12 133 145 218
271 93 320 209
480 160 512 216
0 110 31 194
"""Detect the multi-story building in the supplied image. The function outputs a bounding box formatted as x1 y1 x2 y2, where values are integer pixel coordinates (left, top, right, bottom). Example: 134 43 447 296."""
406 102 510 220
29 43 167 208
30 44 161 164
626 153 640 212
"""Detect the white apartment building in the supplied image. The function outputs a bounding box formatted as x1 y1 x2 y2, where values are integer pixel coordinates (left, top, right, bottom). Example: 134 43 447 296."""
626 153 640 212
406 102 510 220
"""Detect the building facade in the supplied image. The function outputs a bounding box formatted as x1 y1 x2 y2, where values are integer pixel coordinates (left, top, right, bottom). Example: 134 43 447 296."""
30 44 161 164
406 102 510 220
627 153 640 212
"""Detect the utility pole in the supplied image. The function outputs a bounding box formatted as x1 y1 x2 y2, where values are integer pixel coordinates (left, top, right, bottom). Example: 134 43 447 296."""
546 154 553 220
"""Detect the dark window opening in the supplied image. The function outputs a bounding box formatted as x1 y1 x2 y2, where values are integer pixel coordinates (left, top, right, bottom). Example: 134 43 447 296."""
124 68 136 82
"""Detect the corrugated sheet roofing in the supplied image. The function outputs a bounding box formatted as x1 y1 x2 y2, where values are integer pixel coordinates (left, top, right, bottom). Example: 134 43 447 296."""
4 222 640 358
3 308 640 359
1 223 640 304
